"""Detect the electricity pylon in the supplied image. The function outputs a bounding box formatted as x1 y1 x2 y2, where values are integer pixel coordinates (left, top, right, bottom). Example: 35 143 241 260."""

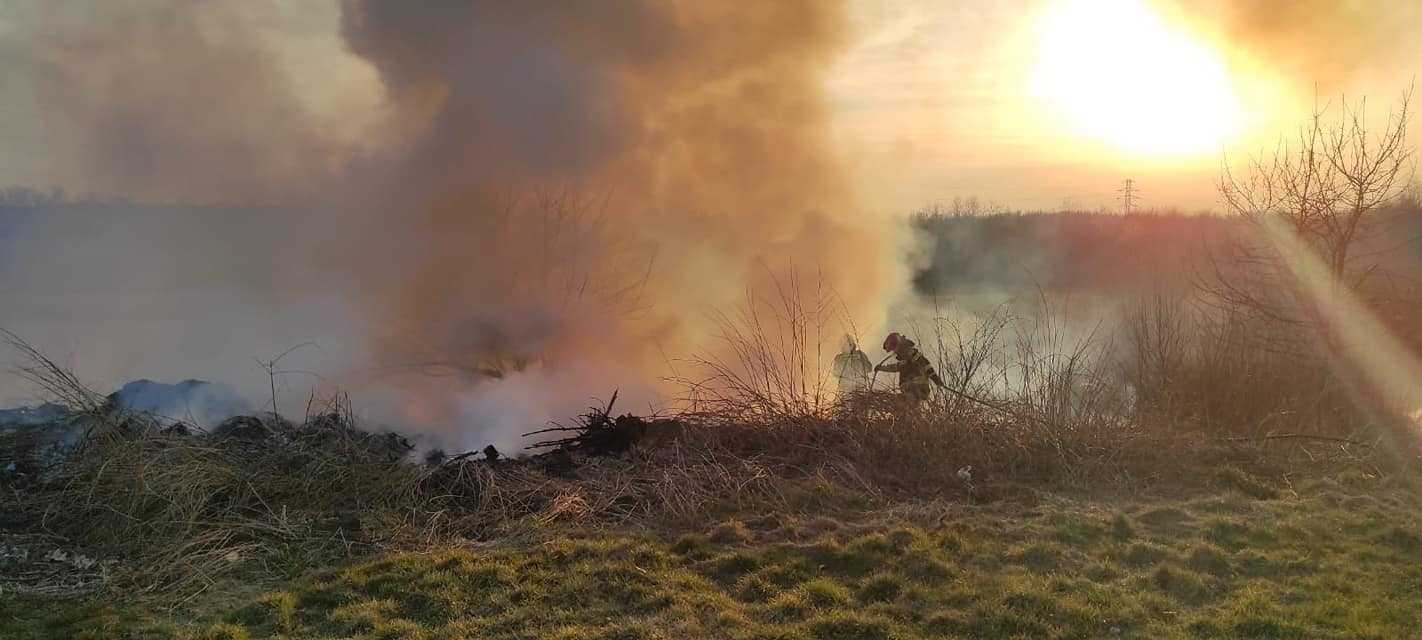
1117 179 1140 214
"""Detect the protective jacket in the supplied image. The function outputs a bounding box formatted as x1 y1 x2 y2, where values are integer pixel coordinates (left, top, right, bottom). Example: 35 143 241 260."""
877 339 946 402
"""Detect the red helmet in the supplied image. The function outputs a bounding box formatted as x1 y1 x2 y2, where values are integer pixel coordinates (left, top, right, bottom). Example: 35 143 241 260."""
882 332 901 352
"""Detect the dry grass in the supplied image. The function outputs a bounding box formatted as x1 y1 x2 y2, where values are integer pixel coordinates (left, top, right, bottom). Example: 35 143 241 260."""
1 274 1409 604
15 420 420 596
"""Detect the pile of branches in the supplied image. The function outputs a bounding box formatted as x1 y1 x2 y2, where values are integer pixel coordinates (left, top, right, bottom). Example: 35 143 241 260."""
523 391 655 458
3 329 712 597
415 392 671 520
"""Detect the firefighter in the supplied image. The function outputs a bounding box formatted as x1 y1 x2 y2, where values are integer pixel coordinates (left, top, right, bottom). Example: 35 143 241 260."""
832 334 873 395
875 332 947 404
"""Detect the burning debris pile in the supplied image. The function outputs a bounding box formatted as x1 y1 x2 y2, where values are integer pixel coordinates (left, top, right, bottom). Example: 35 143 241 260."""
523 392 658 458
0 393 413 486
0 356 680 595
0 391 427 594
417 392 674 511
424 391 669 472
106 378 250 426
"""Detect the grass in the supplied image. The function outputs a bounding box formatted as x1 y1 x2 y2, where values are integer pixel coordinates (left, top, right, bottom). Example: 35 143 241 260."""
5 468 1421 640
3 289 1419 639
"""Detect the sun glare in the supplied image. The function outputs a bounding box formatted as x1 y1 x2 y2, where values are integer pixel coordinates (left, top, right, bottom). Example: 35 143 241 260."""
1031 0 1243 157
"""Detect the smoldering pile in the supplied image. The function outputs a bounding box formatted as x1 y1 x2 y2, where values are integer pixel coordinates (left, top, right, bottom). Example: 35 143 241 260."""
421 391 674 491
0 334 679 596
0 389 418 595
0 380 411 482
1 373 670 485
0 385 679 596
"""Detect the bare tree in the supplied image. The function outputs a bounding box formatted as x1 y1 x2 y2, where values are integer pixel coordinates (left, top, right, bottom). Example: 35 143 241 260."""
1204 88 1415 333
1192 88 1417 428
1219 88 1414 283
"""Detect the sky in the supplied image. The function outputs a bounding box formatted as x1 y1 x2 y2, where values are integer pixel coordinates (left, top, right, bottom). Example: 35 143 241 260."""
2 0 1418 212
831 0 1421 213
830 0 1422 211
0 0 1419 439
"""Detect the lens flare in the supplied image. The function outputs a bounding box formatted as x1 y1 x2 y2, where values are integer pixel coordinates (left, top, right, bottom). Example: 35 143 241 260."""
1257 215 1422 431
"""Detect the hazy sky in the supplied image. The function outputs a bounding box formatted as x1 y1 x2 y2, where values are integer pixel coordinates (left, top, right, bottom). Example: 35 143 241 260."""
837 0 1422 212
1 0 1418 212
1 0 1419 430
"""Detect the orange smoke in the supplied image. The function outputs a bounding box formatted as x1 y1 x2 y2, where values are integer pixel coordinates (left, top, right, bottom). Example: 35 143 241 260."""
338 1 894 447
1173 0 1421 91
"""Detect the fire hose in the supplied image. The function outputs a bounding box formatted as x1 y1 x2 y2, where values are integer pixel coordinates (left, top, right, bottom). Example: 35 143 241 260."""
870 353 1033 423
867 353 893 393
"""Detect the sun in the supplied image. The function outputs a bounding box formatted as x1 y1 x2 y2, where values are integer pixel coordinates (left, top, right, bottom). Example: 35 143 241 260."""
1030 0 1243 157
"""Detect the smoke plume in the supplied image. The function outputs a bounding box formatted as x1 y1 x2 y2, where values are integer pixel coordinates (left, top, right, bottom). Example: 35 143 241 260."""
0 1 895 452
332 1 894 450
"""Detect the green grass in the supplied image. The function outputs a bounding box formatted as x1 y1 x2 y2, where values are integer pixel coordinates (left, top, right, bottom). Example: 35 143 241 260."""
5 470 1422 639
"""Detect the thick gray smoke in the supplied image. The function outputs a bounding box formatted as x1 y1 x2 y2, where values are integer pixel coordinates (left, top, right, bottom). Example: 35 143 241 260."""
329 1 896 452
109 379 250 426
1 1 895 453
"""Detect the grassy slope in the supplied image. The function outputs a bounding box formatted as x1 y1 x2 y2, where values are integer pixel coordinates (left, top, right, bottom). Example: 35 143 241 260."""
4 470 1421 640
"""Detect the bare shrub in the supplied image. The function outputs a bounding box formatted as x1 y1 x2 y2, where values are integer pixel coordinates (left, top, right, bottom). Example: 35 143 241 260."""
672 286 1162 491
907 298 1011 415
1123 293 1191 414
1196 89 1418 432
1118 287 1370 436
2 329 103 414
672 270 840 421
1206 89 1414 342
1220 90 1414 281
1007 294 1123 430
